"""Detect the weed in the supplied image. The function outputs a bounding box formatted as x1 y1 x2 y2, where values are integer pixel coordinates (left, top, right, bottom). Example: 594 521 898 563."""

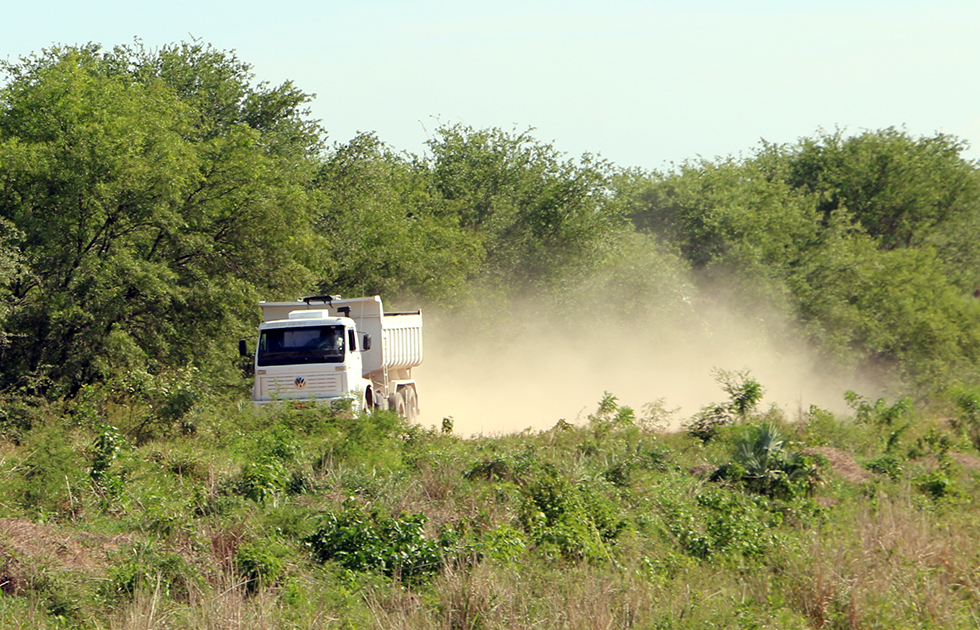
89 425 123 497
589 391 636 438
478 524 528 563
914 463 962 501
660 486 780 560
104 542 199 603
17 427 84 519
517 465 626 561
0 392 49 443
845 391 914 426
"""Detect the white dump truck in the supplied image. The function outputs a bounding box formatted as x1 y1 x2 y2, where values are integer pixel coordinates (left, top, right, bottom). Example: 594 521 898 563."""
243 295 423 419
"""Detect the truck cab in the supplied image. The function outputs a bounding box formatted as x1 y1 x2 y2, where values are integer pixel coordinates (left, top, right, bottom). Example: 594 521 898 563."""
247 295 422 419
253 311 367 407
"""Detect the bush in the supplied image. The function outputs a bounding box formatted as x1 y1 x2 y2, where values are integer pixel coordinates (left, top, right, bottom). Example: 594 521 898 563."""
104 542 198 603
517 465 626 561
304 502 445 583
236 539 288 594
686 369 765 442
0 392 48 443
864 454 904 481
233 425 301 505
712 422 821 499
915 467 959 501
660 487 779 560
89 425 124 498
18 427 85 519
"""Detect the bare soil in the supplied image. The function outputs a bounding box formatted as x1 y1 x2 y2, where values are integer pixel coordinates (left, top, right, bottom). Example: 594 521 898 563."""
0 517 131 595
804 447 870 484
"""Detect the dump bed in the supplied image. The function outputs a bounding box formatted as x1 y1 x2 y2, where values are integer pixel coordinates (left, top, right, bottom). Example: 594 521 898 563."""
258 296 422 373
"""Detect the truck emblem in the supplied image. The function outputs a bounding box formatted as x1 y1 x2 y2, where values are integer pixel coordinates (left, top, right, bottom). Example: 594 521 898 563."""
295 376 306 388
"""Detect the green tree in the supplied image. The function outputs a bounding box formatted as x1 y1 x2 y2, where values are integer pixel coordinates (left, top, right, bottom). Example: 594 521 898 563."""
0 42 321 396
312 133 483 305
783 128 980 292
0 218 21 353
425 124 625 291
791 234 980 390
623 129 980 393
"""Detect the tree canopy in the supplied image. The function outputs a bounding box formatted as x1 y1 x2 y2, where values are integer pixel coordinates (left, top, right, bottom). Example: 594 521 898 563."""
0 42 321 395
1 41 979 401
625 128 980 392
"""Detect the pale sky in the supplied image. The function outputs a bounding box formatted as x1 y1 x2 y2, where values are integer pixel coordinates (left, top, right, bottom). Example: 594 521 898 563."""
4 0 979 170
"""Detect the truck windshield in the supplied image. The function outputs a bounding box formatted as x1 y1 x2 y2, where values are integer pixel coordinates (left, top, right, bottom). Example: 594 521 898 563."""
257 325 345 366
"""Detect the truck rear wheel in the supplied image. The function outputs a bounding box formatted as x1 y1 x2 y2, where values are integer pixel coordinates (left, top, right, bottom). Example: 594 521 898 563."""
403 388 418 422
391 393 406 418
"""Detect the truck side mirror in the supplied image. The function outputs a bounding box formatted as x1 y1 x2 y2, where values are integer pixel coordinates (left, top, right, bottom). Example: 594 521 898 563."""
362 334 372 351
239 339 250 358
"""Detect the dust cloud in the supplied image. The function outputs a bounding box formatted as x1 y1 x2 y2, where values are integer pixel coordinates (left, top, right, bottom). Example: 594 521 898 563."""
413 296 871 437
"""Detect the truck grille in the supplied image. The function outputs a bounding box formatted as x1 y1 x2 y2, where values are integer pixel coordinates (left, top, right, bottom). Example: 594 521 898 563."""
258 372 343 400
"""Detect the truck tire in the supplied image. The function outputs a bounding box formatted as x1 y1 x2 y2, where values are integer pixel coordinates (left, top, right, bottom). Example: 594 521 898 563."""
404 388 417 422
391 393 406 418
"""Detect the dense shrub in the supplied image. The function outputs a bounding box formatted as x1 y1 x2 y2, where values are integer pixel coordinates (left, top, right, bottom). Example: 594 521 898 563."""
711 422 821 499
517 464 627 561
304 503 446 583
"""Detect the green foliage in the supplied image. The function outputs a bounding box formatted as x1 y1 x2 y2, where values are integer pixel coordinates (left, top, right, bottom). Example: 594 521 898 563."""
0 41 319 397
0 390 49 442
659 486 780 560
864 454 904 481
478 524 528 563
313 133 483 304
104 541 198 602
912 457 963 502
624 128 980 393
304 502 445 583
517 464 626 561
89 425 123 497
800 244 980 390
784 128 980 256
235 538 289 594
426 124 626 290
714 422 821 499
234 425 301 505
588 391 635 438
949 384 980 451
844 391 914 426
16 426 84 518
0 389 979 628
686 369 764 441
717 369 765 418
907 426 956 460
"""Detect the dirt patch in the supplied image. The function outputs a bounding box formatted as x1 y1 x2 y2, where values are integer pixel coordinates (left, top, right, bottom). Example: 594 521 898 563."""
0 517 136 590
950 452 980 470
0 518 106 572
689 464 717 479
805 447 870 484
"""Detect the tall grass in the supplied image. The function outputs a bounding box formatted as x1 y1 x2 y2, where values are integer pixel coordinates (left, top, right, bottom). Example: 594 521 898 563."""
0 387 979 629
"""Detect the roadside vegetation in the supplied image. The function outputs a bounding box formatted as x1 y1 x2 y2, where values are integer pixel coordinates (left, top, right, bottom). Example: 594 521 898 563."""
1 375 980 629
3 41 980 628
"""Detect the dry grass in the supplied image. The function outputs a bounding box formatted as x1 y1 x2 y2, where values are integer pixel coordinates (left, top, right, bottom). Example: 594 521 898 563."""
784 495 980 628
